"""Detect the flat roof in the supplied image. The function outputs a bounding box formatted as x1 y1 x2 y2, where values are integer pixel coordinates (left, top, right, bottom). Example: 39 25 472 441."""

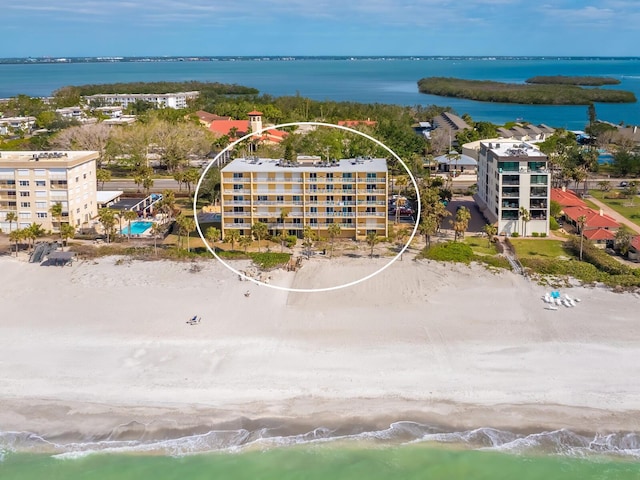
481 141 546 158
0 150 99 168
222 157 388 174
97 190 123 204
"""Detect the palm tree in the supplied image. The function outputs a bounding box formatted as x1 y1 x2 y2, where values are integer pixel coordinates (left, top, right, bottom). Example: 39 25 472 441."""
251 222 268 252
122 210 138 240
519 206 530 237
419 215 438 249
178 216 196 252
597 180 610 192
5 211 17 233
151 223 164 256
9 228 23 257
453 206 471 241
205 226 221 245
60 223 75 248
327 223 341 258
395 227 410 260
26 223 45 250
142 175 154 197
577 214 587 261
483 223 498 247
278 208 290 252
49 202 64 240
302 225 315 259
239 235 252 254
98 208 116 243
224 229 241 251
366 231 380 258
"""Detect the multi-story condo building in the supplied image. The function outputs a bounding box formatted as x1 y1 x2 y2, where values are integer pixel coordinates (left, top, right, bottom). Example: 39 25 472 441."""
85 91 199 109
476 141 550 236
220 156 388 239
0 151 99 232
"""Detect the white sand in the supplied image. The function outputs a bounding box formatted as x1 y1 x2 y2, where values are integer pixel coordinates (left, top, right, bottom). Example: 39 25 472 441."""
1 254 640 438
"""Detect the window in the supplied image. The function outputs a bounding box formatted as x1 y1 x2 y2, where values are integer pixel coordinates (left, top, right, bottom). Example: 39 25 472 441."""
19 180 29 187
257 195 268 201
83 173 87 179
37 212 47 218
310 207 318 213
233 184 243 190
75 177 79 183
35 180 46 187
326 207 334 214
366 173 377 178
35 169 45 176
76 208 80 214
309 195 318 202
233 207 244 213
292 195 301 202
342 172 352 179
19 212 30 219
35 201 47 209
309 218 317 225
233 195 244 202
84 204 88 210
17 169 29 176
309 172 317 179
20 202 31 208
35 191 47 198
327 185 334 191
233 172 243 178
276 195 284 202
326 195 334 202
19 191 30 197
234 218 244 224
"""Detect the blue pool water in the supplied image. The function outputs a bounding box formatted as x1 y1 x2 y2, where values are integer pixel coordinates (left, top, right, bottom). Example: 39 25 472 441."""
598 153 614 165
121 221 153 236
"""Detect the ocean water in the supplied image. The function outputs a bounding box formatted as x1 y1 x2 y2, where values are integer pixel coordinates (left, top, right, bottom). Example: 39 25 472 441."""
1 57 639 129
2 422 640 478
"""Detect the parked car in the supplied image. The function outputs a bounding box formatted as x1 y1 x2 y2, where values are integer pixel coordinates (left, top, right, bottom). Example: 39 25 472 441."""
620 181 629 187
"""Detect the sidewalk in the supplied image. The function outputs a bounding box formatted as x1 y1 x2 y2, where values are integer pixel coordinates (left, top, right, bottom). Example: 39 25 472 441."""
586 196 640 235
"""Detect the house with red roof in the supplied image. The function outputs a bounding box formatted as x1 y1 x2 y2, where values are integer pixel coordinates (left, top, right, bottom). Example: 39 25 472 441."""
193 110 232 128
562 204 620 248
207 110 287 145
550 187 586 209
629 236 640 262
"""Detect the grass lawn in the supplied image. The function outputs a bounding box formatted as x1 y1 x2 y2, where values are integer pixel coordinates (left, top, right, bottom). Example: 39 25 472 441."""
589 190 640 227
463 236 498 256
509 238 569 259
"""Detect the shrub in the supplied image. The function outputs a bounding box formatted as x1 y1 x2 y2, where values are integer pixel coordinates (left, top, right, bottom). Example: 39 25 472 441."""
549 218 560 230
248 252 291 270
511 232 520 237
422 241 474 263
540 233 547 237
532 232 539 237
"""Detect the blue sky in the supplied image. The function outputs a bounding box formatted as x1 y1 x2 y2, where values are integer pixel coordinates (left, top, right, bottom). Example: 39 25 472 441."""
2 0 639 57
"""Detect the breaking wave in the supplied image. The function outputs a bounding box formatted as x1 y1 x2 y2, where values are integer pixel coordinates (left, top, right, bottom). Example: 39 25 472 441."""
1 423 640 461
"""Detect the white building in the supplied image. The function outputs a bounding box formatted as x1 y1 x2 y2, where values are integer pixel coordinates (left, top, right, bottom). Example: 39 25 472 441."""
0 151 99 232
476 141 550 236
0 116 36 136
85 91 199 109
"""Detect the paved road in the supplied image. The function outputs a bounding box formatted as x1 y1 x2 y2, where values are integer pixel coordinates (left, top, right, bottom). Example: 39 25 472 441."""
103 178 182 192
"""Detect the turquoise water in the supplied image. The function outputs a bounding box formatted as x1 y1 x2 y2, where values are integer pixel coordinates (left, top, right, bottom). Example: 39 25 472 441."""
2 445 639 480
120 221 153 236
598 153 614 165
1 57 639 129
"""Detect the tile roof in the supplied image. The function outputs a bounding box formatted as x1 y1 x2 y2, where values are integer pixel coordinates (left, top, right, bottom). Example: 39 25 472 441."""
563 205 620 229
209 120 250 138
551 188 586 208
631 236 640 251
583 228 616 241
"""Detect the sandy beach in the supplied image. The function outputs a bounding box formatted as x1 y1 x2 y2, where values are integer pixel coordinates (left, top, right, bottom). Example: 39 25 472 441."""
1 253 640 443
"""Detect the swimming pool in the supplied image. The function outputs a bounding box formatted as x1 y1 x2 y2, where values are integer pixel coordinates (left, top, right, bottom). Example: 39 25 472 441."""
598 153 614 165
121 221 153 236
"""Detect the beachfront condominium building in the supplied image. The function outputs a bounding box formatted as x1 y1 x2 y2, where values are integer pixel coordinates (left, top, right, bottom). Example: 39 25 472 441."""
476 141 550 236
220 156 388 239
85 91 199 109
0 151 99 232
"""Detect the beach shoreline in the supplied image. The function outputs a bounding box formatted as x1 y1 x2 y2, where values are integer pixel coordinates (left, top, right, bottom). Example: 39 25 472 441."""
2 254 640 447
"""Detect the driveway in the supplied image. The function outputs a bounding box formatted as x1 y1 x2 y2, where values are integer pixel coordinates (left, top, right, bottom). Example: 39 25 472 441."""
446 196 486 233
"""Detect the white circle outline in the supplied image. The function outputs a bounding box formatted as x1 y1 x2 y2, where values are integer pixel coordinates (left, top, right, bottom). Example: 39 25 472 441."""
194 121 421 293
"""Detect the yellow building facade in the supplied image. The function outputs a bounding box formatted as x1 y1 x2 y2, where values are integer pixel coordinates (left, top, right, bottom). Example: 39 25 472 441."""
0 151 99 232
220 157 388 239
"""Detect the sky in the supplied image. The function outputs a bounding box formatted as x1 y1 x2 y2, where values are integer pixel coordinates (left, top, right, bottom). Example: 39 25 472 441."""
2 0 639 58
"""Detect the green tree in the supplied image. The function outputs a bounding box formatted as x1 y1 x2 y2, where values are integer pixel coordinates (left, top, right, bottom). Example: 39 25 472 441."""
519 207 531 237
98 208 117 243
239 234 252 254
577 214 587 261
9 228 23 256
302 225 316 258
251 222 268 252
623 181 638 206
452 206 471 241
60 223 75 248
5 211 17 233
224 229 241 251
596 180 611 192
419 215 439 249
183 168 201 195
122 210 138 240
615 226 633 256
26 223 45 249
96 169 111 190
177 215 196 252
483 223 498 247
550 200 563 219
49 202 64 240
205 226 221 245
278 208 290 252
366 231 380 258
151 223 164 256
327 223 341 258
142 175 154 197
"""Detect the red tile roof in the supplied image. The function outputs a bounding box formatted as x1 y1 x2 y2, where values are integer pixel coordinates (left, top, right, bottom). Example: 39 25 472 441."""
550 188 586 208
209 120 250 138
631 236 640 251
563 205 620 229
247 110 263 116
583 228 616 241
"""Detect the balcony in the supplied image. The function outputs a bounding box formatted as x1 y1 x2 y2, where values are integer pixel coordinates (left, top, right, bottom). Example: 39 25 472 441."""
530 188 548 198
357 178 386 183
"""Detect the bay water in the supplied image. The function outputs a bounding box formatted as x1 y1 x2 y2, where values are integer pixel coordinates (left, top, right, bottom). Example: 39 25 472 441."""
1 57 640 130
